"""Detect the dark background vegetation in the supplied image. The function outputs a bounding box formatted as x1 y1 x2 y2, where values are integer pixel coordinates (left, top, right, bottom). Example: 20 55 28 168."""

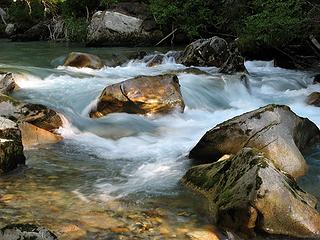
0 0 320 58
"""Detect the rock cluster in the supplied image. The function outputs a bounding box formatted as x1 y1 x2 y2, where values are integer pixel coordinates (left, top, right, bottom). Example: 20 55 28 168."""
185 104 320 238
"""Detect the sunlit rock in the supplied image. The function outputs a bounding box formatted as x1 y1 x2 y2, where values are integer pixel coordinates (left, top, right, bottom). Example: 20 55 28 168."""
89 74 185 118
189 104 320 178
0 95 63 148
183 148 320 238
306 92 320 107
63 52 105 69
186 229 220 240
0 224 57 240
19 122 63 149
177 36 246 74
0 117 25 174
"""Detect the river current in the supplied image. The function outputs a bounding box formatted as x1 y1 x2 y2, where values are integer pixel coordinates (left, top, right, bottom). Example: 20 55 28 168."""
0 40 319 239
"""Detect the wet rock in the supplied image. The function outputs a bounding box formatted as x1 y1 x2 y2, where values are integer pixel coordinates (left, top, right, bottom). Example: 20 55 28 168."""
313 74 320 84
0 224 57 240
89 74 185 118
86 11 163 47
146 54 164 67
0 117 25 174
167 67 209 76
183 148 320 238
306 92 320 107
189 104 320 178
0 95 63 147
19 122 63 149
187 230 220 240
0 73 17 95
5 23 16 36
63 52 105 69
177 36 246 74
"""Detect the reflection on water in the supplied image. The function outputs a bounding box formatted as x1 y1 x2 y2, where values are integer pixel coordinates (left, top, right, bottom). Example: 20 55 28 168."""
0 40 319 239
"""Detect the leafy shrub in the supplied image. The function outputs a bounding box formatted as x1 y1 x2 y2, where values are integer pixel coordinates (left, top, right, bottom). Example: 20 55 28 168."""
64 17 88 42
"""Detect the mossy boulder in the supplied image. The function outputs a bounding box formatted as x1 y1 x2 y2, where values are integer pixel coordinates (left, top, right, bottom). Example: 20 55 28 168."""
89 74 185 118
189 104 320 178
0 224 57 239
177 37 246 74
183 148 320 238
63 52 105 69
0 117 25 174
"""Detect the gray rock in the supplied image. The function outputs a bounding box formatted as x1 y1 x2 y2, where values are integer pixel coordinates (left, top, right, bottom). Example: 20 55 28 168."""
86 11 163 47
189 104 320 178
0 224 57 240
0 117 25 174
177 36 246 74
0 73 17 95
5 23 16 36
183 148 320 238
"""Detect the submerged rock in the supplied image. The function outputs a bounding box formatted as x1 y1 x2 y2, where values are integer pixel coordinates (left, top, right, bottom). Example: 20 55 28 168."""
189 104 320 178
306 92 320 107
86 11 163 47
177 37 246 74
183 148 320 238
89 74 185 118
146 54 164 67
0 117 25 174
313 74 320 84
0 224 57 240
63 52 105 69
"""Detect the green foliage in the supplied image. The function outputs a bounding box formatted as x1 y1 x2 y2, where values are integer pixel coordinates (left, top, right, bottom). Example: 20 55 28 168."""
149 0 212 38
8 0 45 24
100 0 118 9
61 0 99 18
64 17 88 42
239 0 309 48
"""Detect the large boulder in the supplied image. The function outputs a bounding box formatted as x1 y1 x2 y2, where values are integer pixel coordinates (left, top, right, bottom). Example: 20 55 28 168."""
0 224 57 240
63 52 105 69
177 37 246 74
183 148 320 238
89 74 185 118
86 11 163 47
306 92 320 107
189 104 320 178
0 117 25 174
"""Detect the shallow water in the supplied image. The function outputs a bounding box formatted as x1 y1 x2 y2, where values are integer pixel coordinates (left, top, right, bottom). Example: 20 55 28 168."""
0 39 319 239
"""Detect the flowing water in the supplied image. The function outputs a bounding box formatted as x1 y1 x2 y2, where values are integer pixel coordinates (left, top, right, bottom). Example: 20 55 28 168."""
0 39 319 239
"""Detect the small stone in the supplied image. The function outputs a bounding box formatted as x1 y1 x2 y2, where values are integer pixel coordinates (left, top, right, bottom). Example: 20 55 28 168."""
187 230 220 240
60 224 81 233
110 227 130 233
